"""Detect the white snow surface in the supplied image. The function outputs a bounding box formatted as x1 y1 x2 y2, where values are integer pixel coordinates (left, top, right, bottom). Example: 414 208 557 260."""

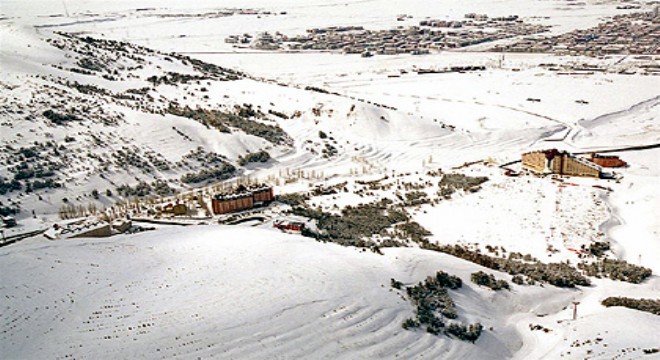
3 225 658 360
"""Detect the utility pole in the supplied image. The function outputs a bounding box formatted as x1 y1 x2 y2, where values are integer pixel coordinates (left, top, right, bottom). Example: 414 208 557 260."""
572 301 580 320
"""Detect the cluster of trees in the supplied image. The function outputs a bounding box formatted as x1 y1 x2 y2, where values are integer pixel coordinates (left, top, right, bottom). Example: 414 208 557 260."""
1 145 64 195
0 206 19 217
420 243 591 288
77 57 106 72
275 192 310 206
437 173 489 199
321 143 338 158
58 203 99 219
0 178 22 195
181 147 228 167
396 271 483 342
446 323 484 343
578 259 652 284
27 179 61 192
111 147 162 172
13 164 56 181
601 297 660 315
586 241 610 257
402 271 460 334
42 109 80 125
403 191 429 206
147 72 207 86
116 180 174 197
166 104 291 145
293 199 408 247
180 164 236 184
268 109 289 119
394 221 432 243
470 271 510 291
179 56 244 81
65 80 111 97
238 150 271 166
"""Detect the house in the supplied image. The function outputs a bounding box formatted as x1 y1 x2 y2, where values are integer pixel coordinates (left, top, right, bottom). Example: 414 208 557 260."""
522 149 601 178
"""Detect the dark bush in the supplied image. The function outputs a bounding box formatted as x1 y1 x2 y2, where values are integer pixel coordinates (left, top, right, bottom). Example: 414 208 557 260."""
402 318 420 330
578 259 652 284
391 278 403 290
438 174 488 199
397 270 482 342
471 271 510 291
446 322 483 343
0 178 22 195
180 164 236 184
395 221 432 243
305 86 329 94
268 109 289 119
167 104 291 145
420 243 591 288
586 241 610 257
31 179 61 190
601 297 660 315
512 275 525 285
0 206 20 217
276 192 310 206
293 199 409 247
43 110 79 124
117 180 174 198
238 150 271 166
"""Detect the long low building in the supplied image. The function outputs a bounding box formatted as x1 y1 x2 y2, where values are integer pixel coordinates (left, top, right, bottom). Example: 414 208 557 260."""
522 149 602 178
211 185 274 215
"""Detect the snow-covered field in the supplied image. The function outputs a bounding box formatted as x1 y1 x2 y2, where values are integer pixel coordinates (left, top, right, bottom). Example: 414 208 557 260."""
1 0 659 359
3 226 658 359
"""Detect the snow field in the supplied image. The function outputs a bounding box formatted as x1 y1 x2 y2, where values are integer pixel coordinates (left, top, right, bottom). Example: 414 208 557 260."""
1 225 542 359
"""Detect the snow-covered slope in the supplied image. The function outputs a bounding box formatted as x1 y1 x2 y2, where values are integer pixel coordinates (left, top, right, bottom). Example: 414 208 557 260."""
3 225 657 359
2 225 658 359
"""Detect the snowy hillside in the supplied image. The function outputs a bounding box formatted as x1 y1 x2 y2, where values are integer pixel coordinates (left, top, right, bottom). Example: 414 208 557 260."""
1 0 659 359
3 226 658 359
0 25 462 220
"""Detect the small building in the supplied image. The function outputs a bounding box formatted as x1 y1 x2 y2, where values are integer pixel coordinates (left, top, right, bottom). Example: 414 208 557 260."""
172 203 188 216
274 221 305 233
522 149 601 178
590 153 627 168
